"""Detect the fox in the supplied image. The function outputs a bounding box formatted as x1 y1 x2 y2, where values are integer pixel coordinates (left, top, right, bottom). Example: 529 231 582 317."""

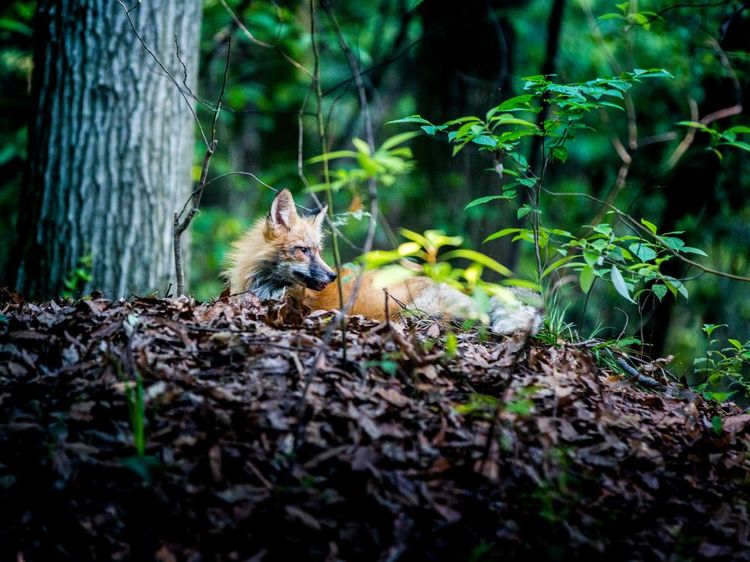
225 189 543 335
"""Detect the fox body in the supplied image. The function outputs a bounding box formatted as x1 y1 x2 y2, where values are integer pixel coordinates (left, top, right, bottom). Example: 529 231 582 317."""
226 189 542 335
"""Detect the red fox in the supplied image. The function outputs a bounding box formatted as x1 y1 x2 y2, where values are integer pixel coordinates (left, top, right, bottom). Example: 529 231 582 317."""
226 189 542 335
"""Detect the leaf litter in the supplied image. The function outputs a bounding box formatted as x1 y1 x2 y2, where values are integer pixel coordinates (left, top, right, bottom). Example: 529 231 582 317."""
1 289 749 561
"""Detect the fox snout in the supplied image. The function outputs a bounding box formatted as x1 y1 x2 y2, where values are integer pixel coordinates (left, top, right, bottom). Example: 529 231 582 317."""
305 259 337 291
290 254 337 292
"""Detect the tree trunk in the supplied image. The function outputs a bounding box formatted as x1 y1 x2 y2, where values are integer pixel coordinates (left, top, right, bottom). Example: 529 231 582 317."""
13 0 201 299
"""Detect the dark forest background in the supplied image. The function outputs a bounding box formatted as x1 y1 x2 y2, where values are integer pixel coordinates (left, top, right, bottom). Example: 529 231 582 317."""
0 0 748 374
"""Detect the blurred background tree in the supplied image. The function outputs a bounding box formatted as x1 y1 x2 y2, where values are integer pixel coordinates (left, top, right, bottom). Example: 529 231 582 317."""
0 0 748 373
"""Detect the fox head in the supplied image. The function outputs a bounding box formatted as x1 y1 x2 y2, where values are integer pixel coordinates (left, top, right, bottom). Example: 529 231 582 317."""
257 189 337 293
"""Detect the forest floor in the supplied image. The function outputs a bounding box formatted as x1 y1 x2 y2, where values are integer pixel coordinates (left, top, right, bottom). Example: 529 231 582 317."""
1 289 750 561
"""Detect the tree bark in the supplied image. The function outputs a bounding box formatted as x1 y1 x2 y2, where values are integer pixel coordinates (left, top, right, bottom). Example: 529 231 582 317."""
13 0 201 299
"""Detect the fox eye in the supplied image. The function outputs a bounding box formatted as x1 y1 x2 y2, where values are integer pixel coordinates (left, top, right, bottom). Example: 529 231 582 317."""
295 246 312 257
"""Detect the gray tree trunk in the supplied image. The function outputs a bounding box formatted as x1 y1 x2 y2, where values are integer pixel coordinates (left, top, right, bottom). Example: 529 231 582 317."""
13 0 201 299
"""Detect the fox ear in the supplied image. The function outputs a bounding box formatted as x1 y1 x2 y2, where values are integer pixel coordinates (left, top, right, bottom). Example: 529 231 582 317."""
313 203 328 230
268 189 297 231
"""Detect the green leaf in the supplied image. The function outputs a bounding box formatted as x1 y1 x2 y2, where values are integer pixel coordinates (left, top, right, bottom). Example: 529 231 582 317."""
490 114 540 129
680 246 708 256
541 255 577 278
494 94 537 113
724 125 750 135
470 135 498 148
352 137 372 155
583 250 600 267
306 150 359 164
598 13 625 21
387 115 432 125
550 146 568 163
610 265 635 303
484 228 522 243
652 284 668 301
379 131 421 152
580 265 595 293
441 249 514 277
661 236 685 251
517 204 537 220
719 140 750 153
399 228 430 248
702 323 726 337
629 242 657 262
0 18 32 36
711 416 723 435
464 195 511 210
676 121 713 133
632 68 674 79
640 218 658 234
445 333 458 357
443 116 482 127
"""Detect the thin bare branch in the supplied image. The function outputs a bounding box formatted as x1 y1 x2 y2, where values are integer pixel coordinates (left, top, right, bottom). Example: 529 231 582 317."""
665 98 700 169
218 0 314 79
173 39 232 296
116 0 209 147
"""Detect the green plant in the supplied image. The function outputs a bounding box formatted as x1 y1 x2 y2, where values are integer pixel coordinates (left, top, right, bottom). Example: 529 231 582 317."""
494 217 705 305
598 2 659 31
306 131 419 195
454 386 540 419
124 373 146 456
62 254 92 298
693 324 750 403
358 227 534 322
677 123 750 159
391 70 681 308
536 299 575 346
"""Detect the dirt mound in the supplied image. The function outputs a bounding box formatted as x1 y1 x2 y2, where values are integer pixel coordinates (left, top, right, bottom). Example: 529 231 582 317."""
1 294 749 561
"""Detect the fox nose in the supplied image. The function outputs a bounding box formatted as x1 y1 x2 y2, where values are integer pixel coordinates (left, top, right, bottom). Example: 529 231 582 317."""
328 271 338 282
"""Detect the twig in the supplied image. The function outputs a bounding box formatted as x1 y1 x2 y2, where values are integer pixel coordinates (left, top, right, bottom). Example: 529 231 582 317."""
309 0 346 320
649 0 733 22
665 98 700 170
291 0 386 462
615 357 664 389
322 0 380 307
173 40 231 296
218 0 314 79
116 0 209 146
666 101 742 169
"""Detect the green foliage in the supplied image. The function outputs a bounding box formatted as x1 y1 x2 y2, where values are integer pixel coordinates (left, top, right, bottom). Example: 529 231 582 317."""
598 2 659 31
494 218 705 303
1 0 747 388
391 71 691 308
693 324 750 403
364 357 399 376
454 386 539 419
190 207 249 300
124 373 147 456
359 227 530 321
536 299 575 346
62 255 93 299
0 0 34 276
392 69 672 161
677 122 750 159
306 132 419 194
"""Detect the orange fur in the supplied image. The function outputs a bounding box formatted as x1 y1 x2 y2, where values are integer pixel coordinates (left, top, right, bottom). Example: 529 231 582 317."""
303 270 433 320
225 189 543 334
